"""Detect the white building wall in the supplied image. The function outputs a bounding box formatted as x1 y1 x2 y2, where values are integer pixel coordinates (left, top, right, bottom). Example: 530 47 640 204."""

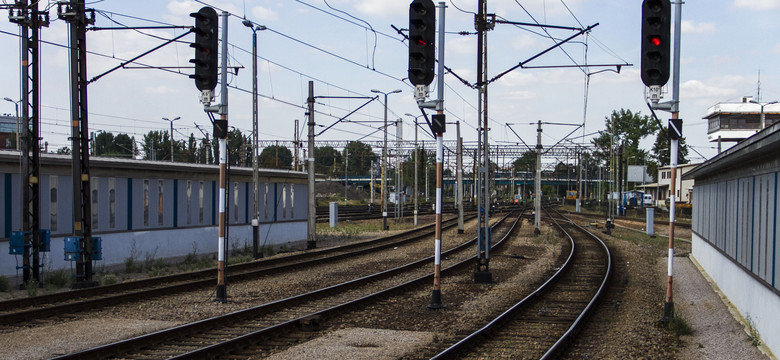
2 221 307 278
692 234 780 357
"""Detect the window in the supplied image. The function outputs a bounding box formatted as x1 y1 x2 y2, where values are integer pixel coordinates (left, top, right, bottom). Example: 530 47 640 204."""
290 184 295 218
91 178 98 229
264 183 269 219
282 184 287 219
109 178 116 229
143 180 149 226
158 180 164 226
199 181 204 224
186 180 192 225
233 182 239 222
50 175 57 231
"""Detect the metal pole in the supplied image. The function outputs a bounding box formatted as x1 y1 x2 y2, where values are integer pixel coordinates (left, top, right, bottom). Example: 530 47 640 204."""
215 11 229 303
382 93 388 230
429 1 447 309
663 0 683 321
535 120 542 234
307 81 316 249
414 119 419 226
457 121 464 234
163 116 180 162
474 0 492 283
245 22 261 259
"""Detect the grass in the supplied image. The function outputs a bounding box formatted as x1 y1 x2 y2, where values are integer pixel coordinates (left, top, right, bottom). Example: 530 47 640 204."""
746 316 762 347
666 311 694 346
317 221 387 239
24 279 40 297
45 269 70 289
0 275 9 292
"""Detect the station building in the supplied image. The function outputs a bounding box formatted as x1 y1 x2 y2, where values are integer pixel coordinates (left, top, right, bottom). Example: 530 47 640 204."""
705 96 780 148
686 120 780 357
1 151 309 279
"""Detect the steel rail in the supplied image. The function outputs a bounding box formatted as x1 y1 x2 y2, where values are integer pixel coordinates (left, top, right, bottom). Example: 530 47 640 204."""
431 207 612 359
52 209 523 359
0 215 471 325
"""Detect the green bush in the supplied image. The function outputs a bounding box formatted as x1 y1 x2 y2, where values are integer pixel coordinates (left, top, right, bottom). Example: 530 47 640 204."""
98 273 119 286
0 276 9 292
25 279 40 297
45 269 70 289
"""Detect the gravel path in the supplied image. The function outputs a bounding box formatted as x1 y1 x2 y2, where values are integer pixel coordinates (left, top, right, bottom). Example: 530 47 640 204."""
667 256 770 360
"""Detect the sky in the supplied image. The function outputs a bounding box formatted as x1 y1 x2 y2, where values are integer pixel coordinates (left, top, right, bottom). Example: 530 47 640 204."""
0 0 779 167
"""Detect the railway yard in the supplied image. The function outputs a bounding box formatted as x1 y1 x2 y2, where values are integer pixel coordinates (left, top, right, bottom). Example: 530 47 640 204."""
0 207 768 359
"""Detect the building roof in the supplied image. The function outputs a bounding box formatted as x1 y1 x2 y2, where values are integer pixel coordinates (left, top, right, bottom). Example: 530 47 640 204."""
683 120 780 180
703 101 780 119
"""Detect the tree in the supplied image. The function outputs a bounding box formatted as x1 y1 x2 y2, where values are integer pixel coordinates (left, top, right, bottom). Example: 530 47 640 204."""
591 109 659 167
56 146 71 155
141 130 168 161
195 135 213 164
259 145 292 169
344 141 377 176
648 128 689 182
95 131 137 158
315 146 341 177
590 109 659 194
114 133 137 158
227 128 251 166
512 151 536 176
401 147 432 193
184 133 198 163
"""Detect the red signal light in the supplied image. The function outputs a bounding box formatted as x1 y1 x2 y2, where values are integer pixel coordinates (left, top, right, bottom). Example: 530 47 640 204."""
651 37 661 46
417 39 427 46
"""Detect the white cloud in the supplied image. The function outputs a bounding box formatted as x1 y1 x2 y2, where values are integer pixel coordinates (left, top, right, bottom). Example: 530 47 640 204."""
490 0 586 18
510 34 537 50
146 86 177 94
681 76 751 104
447 37 475 55
682 21 715 34
734 0 780 10
251 6 278 22
348 0 407 17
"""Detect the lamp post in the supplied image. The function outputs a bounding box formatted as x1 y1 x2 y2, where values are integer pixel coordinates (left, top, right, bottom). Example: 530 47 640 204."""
749 99 778 130
243 20 266 259
4 97 20 150
162 116 180 162
371 89 401 230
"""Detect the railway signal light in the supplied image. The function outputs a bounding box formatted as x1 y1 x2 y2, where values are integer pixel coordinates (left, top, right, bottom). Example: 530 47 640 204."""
640 0 671 87
408 0 436 86
190 6 219 91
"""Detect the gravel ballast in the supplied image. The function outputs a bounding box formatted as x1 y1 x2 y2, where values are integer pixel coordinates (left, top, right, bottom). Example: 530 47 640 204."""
0 213 773 359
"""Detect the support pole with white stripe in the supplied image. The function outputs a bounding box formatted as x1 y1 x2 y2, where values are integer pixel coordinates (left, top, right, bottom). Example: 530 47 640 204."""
428 1 446 309
215 11 229 303
663 0 683 321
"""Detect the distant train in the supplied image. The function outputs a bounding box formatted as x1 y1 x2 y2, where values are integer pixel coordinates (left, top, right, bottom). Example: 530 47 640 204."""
0 150 308 278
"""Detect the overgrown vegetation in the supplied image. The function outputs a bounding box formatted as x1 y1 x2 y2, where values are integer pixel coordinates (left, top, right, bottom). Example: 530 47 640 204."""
24 279 40 297
0 276 9 292
45 269 70 289
746 316 762 347
665 311 694 347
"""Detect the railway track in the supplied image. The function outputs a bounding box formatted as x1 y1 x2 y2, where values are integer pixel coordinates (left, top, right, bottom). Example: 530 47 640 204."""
431 207 612 359
50 209 526 359
567 209 691 229
0 214 475 326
